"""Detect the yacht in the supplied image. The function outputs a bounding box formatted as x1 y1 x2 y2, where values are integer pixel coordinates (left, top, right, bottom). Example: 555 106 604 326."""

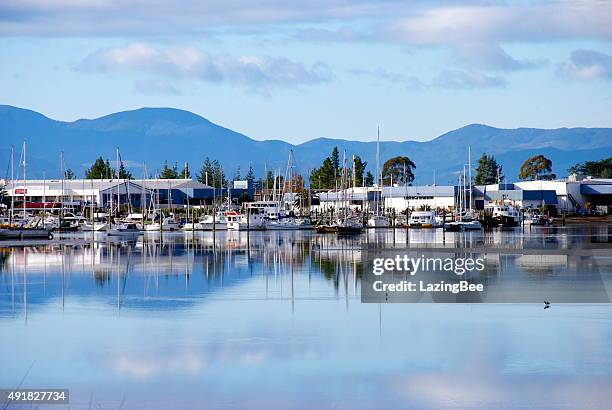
145 216 180 231
201 211 229 230
226 210 266 230
0 216 53 239
336 217 363 235
367 215 390 228
265 217 301 230
107 223 142 236
408 211 441 228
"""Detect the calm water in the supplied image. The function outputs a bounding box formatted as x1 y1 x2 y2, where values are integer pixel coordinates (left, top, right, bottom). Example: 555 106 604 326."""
1 226 611 409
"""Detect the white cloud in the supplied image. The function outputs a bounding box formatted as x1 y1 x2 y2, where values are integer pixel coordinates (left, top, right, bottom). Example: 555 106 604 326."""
80 43 333 88
432 69 507 89
348 67 506 90
384 2 612 45
558 49 612 80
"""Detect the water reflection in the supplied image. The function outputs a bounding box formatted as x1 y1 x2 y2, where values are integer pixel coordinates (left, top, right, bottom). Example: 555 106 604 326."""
0 226 611 409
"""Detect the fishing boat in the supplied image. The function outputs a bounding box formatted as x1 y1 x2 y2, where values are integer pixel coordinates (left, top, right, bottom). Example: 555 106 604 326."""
485 203 521 227
107 223 142 236
408 211 441 228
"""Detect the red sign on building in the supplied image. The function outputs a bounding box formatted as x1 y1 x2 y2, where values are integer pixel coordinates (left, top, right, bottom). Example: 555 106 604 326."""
14 188 27 195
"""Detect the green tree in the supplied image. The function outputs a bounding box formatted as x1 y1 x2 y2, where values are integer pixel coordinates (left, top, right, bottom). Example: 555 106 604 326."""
118 162 132 179
519 155 556 181
263 170 274 189
64 169 76 180
382 156 416 185
197 157 213 185
212 160 226 188
234 166 241 181
568 157 612 178
353 155 367 184
160 161 179 179
246 165 255 182
310 157 336 189
474 153 503 185
365 171 374 186
330 147 340 172
85 157 114 179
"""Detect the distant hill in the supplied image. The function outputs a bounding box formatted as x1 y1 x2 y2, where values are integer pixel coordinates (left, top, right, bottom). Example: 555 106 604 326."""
0 105 610 183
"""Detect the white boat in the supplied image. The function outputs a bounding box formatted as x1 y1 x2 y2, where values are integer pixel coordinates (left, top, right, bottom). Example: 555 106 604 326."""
367 215 390 227
107 223 142 236
145 216 179 231
408 211 441 228
485 203 521 226
201 212 229 230
460 220 482 230
265 218 301 230
81 221 108 232
227 211 266 230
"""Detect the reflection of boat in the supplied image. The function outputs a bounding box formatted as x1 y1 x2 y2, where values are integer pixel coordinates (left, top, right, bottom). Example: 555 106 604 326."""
408 211 441 228
107 223 142 236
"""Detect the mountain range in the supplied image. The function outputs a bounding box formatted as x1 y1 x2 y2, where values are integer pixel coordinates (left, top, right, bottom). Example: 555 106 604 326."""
1 104 610 184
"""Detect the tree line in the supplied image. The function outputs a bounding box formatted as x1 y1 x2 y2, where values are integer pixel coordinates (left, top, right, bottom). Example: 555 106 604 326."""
81 151 610 189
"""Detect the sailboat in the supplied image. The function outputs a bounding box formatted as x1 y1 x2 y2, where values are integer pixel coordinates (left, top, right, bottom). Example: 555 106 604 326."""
0 141 53 240
445 147 482 231
144 179 179 231
368 127 390 228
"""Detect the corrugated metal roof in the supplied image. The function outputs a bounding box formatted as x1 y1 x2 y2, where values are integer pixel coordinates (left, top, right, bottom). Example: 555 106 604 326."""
581 184 612 195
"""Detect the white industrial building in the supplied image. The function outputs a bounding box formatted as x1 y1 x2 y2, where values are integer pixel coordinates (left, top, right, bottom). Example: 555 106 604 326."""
382 185 456 211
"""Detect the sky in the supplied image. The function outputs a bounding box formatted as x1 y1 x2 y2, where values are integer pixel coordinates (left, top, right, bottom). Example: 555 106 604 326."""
0 0 611 143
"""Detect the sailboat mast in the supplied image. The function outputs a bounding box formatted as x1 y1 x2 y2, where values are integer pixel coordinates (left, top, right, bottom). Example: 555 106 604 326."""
116 147 120 217
468 145 472 212
22 141 26 218
60 150 65 223
10 145 14 224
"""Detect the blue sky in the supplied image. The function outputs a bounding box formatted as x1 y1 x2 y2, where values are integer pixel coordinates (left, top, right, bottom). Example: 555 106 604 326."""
1 0 611 143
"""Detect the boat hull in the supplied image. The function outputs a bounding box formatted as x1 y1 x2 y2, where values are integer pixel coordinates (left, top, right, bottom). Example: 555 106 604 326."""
0 228 53 240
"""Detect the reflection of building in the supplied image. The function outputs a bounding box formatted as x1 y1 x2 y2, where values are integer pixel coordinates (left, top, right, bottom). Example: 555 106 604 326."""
1 178 254 210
